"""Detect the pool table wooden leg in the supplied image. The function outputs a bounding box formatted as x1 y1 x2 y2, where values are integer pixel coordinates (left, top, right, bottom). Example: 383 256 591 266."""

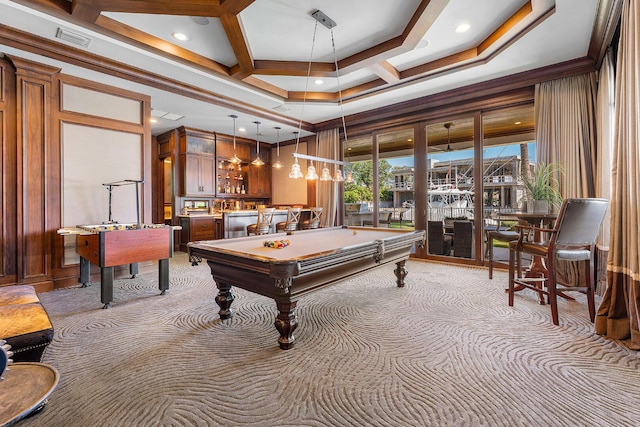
394 260 408 287
275 300 298 350
214 281 235 320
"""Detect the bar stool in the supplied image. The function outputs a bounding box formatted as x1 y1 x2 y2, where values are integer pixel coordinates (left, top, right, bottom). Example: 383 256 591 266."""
276 207 302 232
300 207 323 229
486 214 520 279
247 207 276 236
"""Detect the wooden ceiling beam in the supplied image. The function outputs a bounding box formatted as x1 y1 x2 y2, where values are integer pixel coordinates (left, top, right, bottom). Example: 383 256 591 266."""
368 61 400 84
400 0 448 47
252 60 335 78
70 1 102 23
97 15 230 76
478 1 532 54
220 0 256 15
220 13 254 75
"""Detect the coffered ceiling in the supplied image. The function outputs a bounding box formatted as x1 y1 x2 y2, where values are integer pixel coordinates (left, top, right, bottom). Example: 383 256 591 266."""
0 0 618 142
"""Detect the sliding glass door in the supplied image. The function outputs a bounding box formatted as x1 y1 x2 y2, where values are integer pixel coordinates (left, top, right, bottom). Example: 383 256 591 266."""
481 104 535 266
426 117 476 260
376 127 415 229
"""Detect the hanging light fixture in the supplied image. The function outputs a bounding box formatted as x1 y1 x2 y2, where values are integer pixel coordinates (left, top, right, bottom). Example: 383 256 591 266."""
272 127 283 169
251 121 264 166
344 144 353 183
444 122 453 151
320 163 332 181
305 160 318 180
229 114 241 164
318 134 331 181
288 10 350 182
288 131 304 178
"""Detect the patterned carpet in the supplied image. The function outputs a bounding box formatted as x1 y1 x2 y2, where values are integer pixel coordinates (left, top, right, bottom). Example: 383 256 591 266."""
20 253 640 427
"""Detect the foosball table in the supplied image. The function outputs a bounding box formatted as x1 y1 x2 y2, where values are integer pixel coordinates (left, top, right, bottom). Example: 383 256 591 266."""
58 223 175 308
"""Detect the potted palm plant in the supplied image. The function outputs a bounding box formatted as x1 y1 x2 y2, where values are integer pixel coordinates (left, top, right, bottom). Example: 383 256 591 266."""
522 162 563 213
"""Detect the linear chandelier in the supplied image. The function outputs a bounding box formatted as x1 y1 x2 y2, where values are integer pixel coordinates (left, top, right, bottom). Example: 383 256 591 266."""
289 10 349 183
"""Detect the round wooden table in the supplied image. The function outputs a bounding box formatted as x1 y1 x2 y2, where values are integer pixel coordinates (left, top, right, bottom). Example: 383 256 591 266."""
0 362 59 426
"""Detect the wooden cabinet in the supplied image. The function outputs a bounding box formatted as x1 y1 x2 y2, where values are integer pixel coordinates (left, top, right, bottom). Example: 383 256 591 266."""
248 164 271 197
179 216 217 251
217 140 250 161
181 154 216 196
172 127 272 200
178 127 216 197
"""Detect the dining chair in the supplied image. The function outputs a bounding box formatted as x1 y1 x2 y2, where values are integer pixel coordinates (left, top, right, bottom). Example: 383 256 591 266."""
300 207 323 229
427 220 452 256
508 198 609 325
453 220 474 258
246 207 276 236
276 207 302 232
485 214 520 279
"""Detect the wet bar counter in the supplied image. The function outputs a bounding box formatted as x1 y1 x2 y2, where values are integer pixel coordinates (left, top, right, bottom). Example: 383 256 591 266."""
221 210 289 238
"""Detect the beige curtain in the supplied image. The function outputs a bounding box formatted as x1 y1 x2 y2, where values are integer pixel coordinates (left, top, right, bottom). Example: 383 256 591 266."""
595 49 616 294
534 73 598 198
316 129 340 227
596 0 640 350
534 73 599 288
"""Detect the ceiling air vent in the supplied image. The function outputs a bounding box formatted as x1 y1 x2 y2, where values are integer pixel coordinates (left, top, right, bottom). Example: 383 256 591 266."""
55 28 92 48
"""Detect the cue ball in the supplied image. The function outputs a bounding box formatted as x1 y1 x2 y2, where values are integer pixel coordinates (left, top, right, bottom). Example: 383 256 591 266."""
352 230 357 235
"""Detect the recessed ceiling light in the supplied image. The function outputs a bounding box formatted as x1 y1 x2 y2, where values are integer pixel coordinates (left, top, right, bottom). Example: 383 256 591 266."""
408 138 413 142
239 127 246 132
455 23 471 33
172 32 189 41
150 118 158 123
315 79 324 85
514 121 522 125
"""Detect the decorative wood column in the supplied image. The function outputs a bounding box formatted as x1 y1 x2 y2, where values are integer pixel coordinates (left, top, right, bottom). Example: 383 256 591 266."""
0 58 18 285
8 56 60 290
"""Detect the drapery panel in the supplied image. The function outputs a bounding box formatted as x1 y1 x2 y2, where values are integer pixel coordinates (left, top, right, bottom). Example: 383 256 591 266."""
534 72 599 288
595 49 615 294
596 0 640 349
316 129 340 228
534 73 598 198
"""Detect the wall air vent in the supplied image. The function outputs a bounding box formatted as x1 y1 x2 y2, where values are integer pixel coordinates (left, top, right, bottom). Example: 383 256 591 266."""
55 28 92 48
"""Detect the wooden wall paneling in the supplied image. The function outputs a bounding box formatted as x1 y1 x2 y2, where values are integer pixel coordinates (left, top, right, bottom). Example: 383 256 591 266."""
10 56 59 290
57 74 152 224
0 58 18 285
48 77 75 288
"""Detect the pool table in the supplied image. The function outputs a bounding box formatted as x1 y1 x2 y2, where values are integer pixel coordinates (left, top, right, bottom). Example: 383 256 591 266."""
188 226 425 349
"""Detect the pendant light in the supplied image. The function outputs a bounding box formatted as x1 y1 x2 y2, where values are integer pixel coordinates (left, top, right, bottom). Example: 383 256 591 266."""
288 132 304 178
305 161 318 180
444 122 453 151
320 163 332 181
229 114 241 164
272 127 283 169
251 121 264 166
